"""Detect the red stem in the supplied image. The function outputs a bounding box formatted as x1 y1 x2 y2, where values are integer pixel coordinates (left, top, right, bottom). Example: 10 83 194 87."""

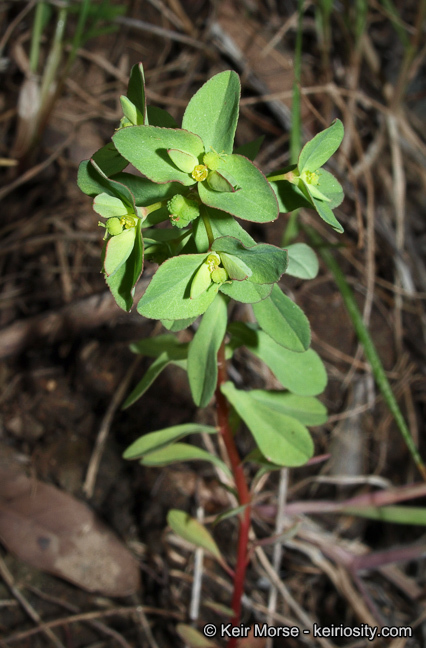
215 341 251 648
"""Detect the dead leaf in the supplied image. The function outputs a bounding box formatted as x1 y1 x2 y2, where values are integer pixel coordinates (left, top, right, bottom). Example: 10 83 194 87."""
0 448 140 597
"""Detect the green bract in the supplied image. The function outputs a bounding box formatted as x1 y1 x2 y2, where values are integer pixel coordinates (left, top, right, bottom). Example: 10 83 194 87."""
78 64 344 315
268 119 344 233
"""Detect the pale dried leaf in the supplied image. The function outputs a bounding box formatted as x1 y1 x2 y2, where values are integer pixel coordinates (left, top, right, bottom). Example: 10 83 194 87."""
0 450 140 597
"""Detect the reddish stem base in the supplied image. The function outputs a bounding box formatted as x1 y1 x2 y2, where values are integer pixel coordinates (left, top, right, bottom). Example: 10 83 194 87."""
215 342 252 648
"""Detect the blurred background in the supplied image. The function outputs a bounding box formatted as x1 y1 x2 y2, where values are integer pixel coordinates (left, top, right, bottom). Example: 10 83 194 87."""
0 1 425 646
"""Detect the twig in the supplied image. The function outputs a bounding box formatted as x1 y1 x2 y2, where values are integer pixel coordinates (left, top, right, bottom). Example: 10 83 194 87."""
83 356 142 497
0 0 37 56
266 469 288 648
0 131 75 201
0 556 66 648
115 16 207 50
2 605 184 645
25 585 133 648
254 543 337 648
0 276 151 360
134 606 161 648
386 113 406 355
189 505 205 624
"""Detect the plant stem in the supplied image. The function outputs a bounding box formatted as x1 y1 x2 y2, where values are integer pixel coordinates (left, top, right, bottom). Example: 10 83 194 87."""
201 207 214 248
144 200 166 215
29 1 46 74
267 170 297 184
215 341 251 646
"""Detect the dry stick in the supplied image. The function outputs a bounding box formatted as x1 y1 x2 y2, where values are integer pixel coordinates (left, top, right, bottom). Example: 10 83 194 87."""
387 113 406 356
254 543 337 648
368 75 420 466
146 0 186 32
0 556 66 648
134 606 161 648
55 238 73 303
83 356 142 497
0 0 37 55
167 0 196 36
0 131 75 201
285 536 378 628
265 469 288 648
115 15 207 50
215 341 251 648
2 605 184 645
0 277 151 360
24 584 133 648
189 506 205 624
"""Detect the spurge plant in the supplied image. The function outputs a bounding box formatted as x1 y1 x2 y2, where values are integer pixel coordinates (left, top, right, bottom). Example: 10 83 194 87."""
78 63 344 646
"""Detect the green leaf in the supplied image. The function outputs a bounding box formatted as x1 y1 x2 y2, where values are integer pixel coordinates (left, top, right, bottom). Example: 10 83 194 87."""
286 243 319 279
247 390 327 426
176 624 219 648
90 160 140 214
203 602 234 618
315 168 344 208
212 504 250 526
146 105 178 128
221 382 314 466
206 171 236 193
123 423 217 459
138 254 219 320
123 353 171 408
252 284 311 352
302 179 331 202
269 178 312 213
168 510 222 560
113 126 204 186
219 253 251 281
298 119 344 173
341 505 426 526
168 148 198 173
92 142 129 177
229 323 327 396
141 443 231 478
234 135 264 161
104 227 137 276
190 262 212 299
198 155 278 223
192 208 256 254
111 172 186 208
105 223 143 311
78 160 108 197
120 96 144 126
77 144 129 197
311 194 344 233
209 209 255 246
123 343 188 408
126 62 146 122
93 193 128 218
212 237 288 285
182 71 240 154
130 334 187 357
161 317 198 331
188 294 228 407
220 281 272 304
